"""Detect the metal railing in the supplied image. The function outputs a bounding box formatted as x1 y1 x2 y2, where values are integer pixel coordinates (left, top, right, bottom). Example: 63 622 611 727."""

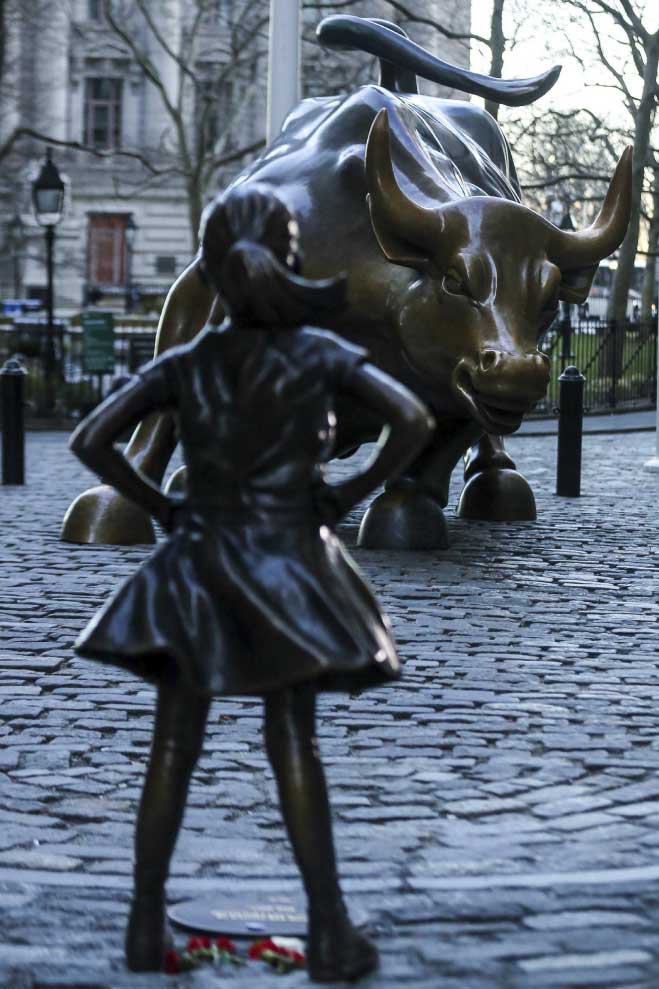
1 315 656 421
533 317 657 416
0 320 157 418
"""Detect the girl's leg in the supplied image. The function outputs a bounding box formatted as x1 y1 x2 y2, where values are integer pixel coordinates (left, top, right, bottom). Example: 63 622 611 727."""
264 683 377 982
126 672 210 971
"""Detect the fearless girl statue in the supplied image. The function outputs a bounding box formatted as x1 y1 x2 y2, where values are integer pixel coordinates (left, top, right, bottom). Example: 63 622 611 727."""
70 185 434 981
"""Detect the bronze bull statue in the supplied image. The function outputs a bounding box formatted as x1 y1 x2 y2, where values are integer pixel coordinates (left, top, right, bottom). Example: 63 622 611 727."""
62 16 631 549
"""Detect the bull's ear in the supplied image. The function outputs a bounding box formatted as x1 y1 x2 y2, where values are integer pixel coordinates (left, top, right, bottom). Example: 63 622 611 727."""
558 263 599 304
366 192 431 267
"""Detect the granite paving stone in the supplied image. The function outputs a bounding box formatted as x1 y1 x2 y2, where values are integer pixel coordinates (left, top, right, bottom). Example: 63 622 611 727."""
1 429 659 987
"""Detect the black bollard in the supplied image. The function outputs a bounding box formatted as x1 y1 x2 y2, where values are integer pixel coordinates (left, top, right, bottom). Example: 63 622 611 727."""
1 357 27 485
556 365 585 497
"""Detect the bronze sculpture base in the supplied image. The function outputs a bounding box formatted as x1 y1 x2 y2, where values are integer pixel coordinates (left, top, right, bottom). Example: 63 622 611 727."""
60 484 156 545
358 487 449 550
457 468 537 522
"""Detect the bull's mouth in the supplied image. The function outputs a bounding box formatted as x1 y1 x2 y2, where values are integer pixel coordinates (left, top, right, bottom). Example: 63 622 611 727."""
452 366 529 435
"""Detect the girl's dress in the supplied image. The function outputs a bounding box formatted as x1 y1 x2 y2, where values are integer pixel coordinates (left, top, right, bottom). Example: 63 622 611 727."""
75 323 401 697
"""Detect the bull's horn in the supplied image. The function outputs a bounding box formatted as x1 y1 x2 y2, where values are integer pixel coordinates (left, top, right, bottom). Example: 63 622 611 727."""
548 146 633 268
365 108 440 264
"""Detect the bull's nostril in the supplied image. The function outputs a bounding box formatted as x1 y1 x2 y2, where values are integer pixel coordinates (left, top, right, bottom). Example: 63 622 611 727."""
479 349 500 372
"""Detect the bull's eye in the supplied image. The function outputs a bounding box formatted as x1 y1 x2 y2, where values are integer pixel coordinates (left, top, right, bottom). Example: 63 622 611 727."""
443 269 468 296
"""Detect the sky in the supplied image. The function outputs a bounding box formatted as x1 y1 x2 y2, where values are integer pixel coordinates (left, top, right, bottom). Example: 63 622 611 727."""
469 0 645 127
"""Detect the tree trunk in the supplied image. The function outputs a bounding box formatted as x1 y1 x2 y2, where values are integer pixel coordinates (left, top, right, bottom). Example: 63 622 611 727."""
607 34 659 325
641 165 659 323
484 0 505 120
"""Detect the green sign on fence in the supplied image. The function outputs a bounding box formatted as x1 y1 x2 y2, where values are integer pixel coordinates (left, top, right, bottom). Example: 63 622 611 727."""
82 310 115 374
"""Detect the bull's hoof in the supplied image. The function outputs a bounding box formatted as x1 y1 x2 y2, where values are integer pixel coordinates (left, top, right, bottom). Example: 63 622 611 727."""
457 468 536 522
61 484 156 545
164 465 187 496
357 488 449 550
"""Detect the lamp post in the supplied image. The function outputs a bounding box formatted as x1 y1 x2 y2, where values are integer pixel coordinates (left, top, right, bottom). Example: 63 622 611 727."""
32 148 65 413
124 214 137 314
6 213 26 300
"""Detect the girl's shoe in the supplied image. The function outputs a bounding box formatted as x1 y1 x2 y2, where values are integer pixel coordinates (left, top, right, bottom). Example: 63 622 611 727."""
308 907 378 982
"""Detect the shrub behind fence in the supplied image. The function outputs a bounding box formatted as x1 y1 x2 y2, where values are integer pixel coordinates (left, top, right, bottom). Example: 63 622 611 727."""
533 317 656 416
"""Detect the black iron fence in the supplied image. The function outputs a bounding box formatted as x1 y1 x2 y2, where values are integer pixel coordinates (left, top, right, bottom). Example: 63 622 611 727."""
0 315 656 421
0 319 157 418
533 317 657 416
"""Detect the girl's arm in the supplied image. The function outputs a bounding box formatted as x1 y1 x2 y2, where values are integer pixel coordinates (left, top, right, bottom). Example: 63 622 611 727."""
321 362 435 521
69 370 179 530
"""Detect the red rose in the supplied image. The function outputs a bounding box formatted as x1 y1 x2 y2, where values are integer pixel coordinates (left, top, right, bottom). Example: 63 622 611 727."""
163 949 181 974
273 945 305 964
248 938 277 959
215 936 236 953
186 934 214 953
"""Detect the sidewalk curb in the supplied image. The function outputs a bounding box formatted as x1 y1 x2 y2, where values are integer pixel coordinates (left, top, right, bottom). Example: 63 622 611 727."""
515 424 655 438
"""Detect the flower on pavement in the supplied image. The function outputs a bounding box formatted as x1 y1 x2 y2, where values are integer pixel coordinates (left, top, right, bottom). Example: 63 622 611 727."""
248 936 306 972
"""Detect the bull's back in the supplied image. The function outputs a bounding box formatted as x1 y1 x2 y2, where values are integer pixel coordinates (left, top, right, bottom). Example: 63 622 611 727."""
230 86 518 250
223 85 520 371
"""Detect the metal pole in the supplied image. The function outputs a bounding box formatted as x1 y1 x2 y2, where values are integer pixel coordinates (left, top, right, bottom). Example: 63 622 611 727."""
12 246 21 299
644 252 659 470
267 0 301 145
125 242 133 314
1 357 27 485
556 365 585 497
559 301 573 369
44 223 56 412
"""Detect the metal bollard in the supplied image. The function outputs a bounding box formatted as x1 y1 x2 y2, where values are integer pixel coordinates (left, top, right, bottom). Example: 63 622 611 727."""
556 365 585 497
1 357 27 485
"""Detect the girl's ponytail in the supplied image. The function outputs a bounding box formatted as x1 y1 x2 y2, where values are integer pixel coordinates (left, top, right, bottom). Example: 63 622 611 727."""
200 186 346 326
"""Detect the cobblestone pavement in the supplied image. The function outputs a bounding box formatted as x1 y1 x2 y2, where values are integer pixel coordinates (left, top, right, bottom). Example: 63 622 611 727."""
2 430 659 989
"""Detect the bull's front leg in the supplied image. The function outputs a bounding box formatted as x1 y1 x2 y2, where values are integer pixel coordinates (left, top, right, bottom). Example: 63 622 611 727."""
457 433 536 521
357 421 482 550
61 261 218 544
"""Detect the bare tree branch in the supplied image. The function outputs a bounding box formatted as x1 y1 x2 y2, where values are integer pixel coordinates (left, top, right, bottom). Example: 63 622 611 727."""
102 1 179 122
133 0 198 88
303 0 490 48
0 126 168 172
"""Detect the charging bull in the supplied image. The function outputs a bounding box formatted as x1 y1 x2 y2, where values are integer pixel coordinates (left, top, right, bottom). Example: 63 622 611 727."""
62 16 631 549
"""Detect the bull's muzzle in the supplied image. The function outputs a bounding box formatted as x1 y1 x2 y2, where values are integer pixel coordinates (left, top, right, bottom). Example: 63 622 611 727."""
452 350 550 434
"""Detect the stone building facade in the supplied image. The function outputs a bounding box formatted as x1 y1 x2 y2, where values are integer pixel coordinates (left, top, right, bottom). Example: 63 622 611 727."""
0 0 471 316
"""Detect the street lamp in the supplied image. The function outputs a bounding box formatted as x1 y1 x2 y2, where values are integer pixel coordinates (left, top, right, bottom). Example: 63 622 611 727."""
5 213 26 300
124 214 137 313
32 148 65 412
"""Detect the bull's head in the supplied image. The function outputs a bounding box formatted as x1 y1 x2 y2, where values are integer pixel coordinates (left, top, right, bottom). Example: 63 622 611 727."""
365 108 632 433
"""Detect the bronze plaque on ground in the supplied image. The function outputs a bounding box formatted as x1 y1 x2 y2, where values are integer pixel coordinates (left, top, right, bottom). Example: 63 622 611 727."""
169 893 367 937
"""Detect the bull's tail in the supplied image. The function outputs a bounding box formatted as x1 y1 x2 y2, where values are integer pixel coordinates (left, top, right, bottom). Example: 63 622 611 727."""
316 15 560 105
